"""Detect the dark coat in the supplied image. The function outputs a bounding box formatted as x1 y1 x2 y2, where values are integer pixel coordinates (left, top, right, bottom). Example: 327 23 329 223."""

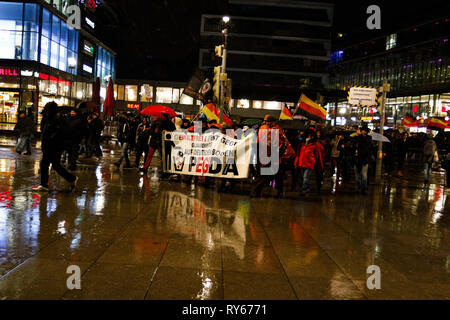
14 116 35 137
352 134 373 168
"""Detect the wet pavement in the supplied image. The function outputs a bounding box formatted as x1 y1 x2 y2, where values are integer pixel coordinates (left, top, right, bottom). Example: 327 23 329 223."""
0 141 449 300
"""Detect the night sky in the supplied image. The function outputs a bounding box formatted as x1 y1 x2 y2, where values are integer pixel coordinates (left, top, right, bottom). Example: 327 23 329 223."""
94 0 450 82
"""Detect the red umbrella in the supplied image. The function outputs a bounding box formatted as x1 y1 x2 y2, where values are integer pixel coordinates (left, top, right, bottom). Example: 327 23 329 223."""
141 105 177 117
103 80 115 116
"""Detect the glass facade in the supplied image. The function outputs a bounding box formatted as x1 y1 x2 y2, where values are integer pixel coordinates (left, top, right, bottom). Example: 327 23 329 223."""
95 46 116 84
40 8 78 74
0 2 39 60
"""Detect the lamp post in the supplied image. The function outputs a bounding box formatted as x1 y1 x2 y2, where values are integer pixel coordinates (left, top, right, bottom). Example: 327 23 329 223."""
68 57 77 103
219 16 229 123
375 78 390 183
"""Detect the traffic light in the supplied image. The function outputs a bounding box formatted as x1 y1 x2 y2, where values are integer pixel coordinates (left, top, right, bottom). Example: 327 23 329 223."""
210 45 223 66
213 66 221 104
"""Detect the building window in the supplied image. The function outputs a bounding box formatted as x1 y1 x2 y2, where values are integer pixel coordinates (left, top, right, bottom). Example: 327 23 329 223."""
179 94 193 105
125 85 137 101
139 84 153 102
386 33 397 50
237 99 250 108
156 87 174 103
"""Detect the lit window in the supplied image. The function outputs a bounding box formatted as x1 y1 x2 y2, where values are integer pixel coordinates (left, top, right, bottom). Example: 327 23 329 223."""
156 87 173 103
237 99 249 108
386 33 397 50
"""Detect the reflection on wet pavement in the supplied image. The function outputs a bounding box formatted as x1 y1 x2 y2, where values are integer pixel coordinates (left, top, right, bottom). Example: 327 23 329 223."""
0 146 449 300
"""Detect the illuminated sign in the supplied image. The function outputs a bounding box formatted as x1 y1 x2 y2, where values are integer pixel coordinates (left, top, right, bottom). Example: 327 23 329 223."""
128 104 140 109
21 70 33 77
0 68 19 76
83 64 93 73
85 17 95 29
361 116 373 121
83 41 94 56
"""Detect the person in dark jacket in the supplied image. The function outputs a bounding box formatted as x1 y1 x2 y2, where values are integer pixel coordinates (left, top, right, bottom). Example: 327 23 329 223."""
62 108 87 170
32 102 78 192
396 132 409 177
114 113 134 168
86 112 104 158
134 117 151 167
139 113 176 174
14 111 35 155
383 131 396 176
352 126 372 194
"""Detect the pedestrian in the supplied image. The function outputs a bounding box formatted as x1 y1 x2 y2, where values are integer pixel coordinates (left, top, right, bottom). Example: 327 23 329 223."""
294 128 324 195
330 133 344 178
251 115 295 198
396 132 408 177
139 112 176 175
14 111 35 155
423 134 437 184
62 108 87 171
114 113 133 168
134 117 151 167
352 126 372 194
443 152 450 187
86 112 104 158
32 102 78 192
383 131 396 176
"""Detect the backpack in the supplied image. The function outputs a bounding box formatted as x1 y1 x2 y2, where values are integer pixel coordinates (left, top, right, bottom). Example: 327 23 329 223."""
423 140 435 156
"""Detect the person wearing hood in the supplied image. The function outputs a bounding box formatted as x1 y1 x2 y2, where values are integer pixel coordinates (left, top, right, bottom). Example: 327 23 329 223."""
33 102 78 191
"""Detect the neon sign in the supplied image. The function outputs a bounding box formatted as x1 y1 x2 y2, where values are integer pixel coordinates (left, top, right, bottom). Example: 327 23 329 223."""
0 68 19 76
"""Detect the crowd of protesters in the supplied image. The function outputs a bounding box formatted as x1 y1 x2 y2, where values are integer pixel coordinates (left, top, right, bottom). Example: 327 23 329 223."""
24 102 450 194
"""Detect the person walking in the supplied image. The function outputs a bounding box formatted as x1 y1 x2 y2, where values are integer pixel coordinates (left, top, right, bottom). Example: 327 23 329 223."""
294 128 324 195
423 134 437 184
396 132 409 177
114 113 133 168
134 117 151 167
139 113 176 175
251 115 295 198
62 108 87 171
86 112 104 158
14 111 35 155
32 102 78 192
330 133 344 178
352 126 372 194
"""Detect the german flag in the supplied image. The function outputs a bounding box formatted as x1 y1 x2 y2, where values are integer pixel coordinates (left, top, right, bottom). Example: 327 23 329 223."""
427 118 447 131
201 103 233 126
279 105 293 120
294 94 327 123
401 116 417 127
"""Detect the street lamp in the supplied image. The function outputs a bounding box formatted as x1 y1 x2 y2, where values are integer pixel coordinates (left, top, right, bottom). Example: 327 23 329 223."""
219 16 230 123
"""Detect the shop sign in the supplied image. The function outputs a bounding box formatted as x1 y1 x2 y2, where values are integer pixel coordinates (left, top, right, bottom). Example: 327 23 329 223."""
127 104 140 109
361 116 373 121
0 68 19 76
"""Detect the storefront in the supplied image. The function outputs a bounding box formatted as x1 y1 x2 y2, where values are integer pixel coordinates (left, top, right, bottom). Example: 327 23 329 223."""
0 1 115 128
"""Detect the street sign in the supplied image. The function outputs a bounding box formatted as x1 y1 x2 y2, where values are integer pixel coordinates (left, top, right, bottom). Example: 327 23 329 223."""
348 86 378 107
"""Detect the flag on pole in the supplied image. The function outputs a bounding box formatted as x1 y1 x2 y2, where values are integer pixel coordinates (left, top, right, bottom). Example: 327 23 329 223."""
279 105 293 120
427 118 447 131
294 94 327 123
401 116 417 127
201 103 233 126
